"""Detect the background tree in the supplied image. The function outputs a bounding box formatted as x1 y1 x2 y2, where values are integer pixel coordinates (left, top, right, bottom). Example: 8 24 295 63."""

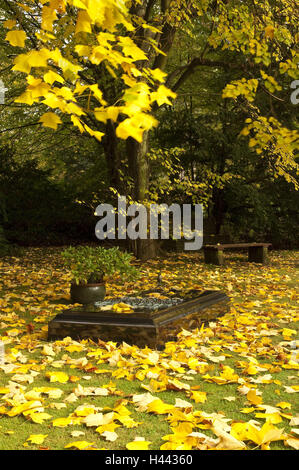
0 0 298 257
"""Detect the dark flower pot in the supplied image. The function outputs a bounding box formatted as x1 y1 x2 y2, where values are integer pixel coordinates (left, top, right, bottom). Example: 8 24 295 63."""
70 283 106 305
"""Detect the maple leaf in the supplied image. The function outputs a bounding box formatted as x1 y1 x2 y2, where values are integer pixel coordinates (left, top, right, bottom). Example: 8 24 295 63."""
5 30 27 47
52 417 73 427
44 71 65 85
265 25 275 39
275 402 292 410
101 431 118 442
231 421 286 447
64 441 97 450
39 113 62 130
146 399 175 415
75 10 92 34
42 6 57 32
84 412 115 427
284 437 299 450
247 389 263 406
45 371 68 383
26 434 48 445
212 426 247 450
3 20 17 29
188 390 207 404
126 439 152 450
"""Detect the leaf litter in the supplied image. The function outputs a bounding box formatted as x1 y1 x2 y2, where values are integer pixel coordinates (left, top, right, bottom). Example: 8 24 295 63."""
0 248 298 450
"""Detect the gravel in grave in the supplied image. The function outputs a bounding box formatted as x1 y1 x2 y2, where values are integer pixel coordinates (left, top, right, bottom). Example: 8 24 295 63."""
94 296 184 311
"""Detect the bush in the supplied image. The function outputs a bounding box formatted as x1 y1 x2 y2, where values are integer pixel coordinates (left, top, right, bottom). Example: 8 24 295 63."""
61 246 139 285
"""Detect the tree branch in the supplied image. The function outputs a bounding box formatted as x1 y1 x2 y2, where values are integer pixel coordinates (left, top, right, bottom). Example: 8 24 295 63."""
169 58 230 92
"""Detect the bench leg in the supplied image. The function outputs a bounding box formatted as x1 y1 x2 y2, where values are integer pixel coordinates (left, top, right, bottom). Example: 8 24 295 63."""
204 248 224 265
248 246 268 264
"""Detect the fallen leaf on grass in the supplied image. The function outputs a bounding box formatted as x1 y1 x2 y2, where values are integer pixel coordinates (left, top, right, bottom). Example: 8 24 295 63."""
188 390 207 404
289 416 299 426
101 431 118 442
71 431 85 438
284 437 299 450
64 441 97 450
146 399 175 415
132 393 156 412
247 389 263 406
231 421 286 447
275 402 292 409
83 412 115 427
45 371 69 383
126 439 152 450
212 427 246 450
27 434 48 445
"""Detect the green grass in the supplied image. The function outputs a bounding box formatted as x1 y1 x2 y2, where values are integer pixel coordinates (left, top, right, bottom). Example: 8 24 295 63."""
0 248 298 450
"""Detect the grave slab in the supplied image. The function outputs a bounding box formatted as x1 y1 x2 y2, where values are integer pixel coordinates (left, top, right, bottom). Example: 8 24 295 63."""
48 290 230 349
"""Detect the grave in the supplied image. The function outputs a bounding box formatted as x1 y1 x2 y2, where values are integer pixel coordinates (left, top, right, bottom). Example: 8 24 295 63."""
48 289 230 349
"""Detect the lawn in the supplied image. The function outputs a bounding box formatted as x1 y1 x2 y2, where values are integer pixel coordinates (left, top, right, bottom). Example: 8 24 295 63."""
0 248 298 451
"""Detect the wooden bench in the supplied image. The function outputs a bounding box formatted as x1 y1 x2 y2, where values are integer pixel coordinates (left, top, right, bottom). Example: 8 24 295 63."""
203 243 271 265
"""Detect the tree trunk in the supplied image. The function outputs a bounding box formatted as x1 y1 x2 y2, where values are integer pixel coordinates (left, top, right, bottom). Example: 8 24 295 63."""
102 126 159 260
126 132 159 260
102 120 123 191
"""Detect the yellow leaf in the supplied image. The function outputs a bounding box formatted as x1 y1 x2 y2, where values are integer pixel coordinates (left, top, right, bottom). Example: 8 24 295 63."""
240 407 256 414
255 413 282 424
75 10 92 34
4 20 17 29
39 112 62 130
52 417 73 427
189 390 207 404
12 54 32 73
42 6 57 32
126 440 152 450
275 402 292 409
246 364 259 375
17 2 32 12
285 437 299 450
84 412 115 427
149 68 167 83
64 344 83 353
74 406 96 417
71 431 85 438
64 441 96 450
281 328 296 337
232 422 285 446
42 345 56 356
119 37 148 61
151 84 177 107
116 114 158 143
265 25 275 39
96 422 120 434
101 431 118 442
213 427 247 450
147 399 174 415
6 30 27 47
28 412 52 424
7 401 43 417
27 434 48 445
116 415 142 428
44 71 65 85
247 389 263 406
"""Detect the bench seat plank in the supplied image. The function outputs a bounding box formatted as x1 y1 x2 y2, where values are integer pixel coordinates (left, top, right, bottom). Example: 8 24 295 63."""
203 243 271 265
204 243 271 250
